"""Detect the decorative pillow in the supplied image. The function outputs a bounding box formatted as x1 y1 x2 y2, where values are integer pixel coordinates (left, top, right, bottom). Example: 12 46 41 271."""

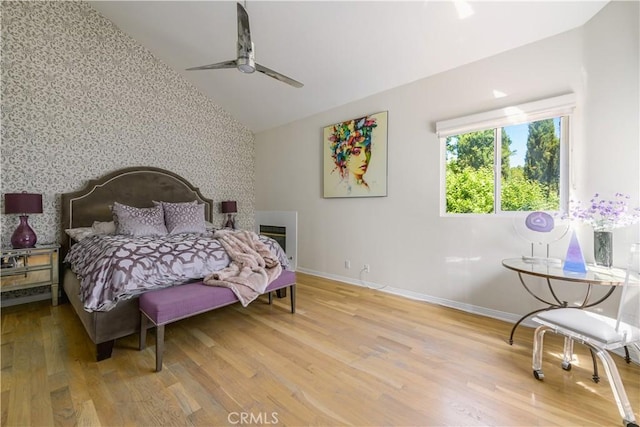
65 227 96 242
92 220 116 235
157 201 206 234
152 200 197 206
204 221 218 232
112 202 168 237
65 221 116 242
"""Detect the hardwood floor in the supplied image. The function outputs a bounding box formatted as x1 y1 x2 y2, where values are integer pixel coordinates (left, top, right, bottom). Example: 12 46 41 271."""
2 272 639 426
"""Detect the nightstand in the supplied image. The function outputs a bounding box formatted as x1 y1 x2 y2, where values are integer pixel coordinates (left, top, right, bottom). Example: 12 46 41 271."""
1 245 60 306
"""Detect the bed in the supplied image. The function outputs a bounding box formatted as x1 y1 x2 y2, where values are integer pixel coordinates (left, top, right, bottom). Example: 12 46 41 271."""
60 166 278 361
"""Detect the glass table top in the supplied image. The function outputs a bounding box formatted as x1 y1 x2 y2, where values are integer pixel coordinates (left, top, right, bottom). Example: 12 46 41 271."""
502 257 638 286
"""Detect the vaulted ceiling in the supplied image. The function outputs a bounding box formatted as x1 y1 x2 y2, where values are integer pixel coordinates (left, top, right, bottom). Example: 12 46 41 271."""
89 1 608 133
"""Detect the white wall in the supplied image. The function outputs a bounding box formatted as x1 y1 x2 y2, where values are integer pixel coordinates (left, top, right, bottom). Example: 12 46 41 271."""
255 1 639 322
582 0 640 212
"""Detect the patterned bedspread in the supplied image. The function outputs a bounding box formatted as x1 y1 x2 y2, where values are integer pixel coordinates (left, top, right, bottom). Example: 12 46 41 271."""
64 232 290 312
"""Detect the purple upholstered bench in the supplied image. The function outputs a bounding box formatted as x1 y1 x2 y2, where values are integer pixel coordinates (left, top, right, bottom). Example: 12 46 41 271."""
139 270 296 372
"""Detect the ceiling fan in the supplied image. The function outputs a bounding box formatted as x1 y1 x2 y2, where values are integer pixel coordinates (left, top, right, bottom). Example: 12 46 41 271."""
186 2 303 88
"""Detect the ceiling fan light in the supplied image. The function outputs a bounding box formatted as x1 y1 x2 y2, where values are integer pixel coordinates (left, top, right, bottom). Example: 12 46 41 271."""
237 57 255 74
238 64 255 73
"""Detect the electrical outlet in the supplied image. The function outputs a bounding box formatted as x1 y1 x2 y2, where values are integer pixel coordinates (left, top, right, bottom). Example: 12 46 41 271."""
345 260 351 269
364 264 370 273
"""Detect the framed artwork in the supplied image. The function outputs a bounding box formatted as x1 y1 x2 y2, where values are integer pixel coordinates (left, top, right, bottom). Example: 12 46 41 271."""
323 111 388 198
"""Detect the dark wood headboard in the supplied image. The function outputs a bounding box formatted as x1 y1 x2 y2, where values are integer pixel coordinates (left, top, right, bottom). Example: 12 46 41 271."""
60 166 214 259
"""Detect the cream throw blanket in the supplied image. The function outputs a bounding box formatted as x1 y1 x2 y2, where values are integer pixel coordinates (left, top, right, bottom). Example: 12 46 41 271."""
203 229 282 307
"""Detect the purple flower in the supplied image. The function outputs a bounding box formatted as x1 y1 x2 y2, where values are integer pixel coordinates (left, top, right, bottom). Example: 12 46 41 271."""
567 193 640 231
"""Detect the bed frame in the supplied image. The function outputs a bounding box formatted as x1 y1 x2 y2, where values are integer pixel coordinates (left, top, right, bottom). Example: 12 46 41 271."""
60 166 214 361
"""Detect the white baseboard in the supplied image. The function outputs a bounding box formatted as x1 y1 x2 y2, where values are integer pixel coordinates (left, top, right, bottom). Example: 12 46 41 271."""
295 267 639 365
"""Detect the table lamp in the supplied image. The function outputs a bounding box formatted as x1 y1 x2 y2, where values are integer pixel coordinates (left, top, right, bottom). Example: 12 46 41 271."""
4 192 43 248
221 200 237 229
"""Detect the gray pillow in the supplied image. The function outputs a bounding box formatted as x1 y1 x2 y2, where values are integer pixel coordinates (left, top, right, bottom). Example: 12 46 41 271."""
157 201 206 234
112 202 168 237
92 220 116 234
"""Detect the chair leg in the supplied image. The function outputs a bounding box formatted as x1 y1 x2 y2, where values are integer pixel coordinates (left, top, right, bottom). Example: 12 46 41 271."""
589 348 600 383
561 337 574 370
630 343 640 360
290 284 296 314
590 346 637 426
532 325 549 379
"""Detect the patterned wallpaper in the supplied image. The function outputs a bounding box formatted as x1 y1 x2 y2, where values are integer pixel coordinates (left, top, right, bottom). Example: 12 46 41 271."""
0 1 256 249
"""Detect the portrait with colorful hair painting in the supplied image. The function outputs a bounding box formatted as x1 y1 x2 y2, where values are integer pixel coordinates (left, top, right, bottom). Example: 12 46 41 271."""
323 111 388 198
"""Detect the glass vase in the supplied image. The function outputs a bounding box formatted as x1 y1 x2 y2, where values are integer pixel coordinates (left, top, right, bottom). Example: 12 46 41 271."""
593 230 613 267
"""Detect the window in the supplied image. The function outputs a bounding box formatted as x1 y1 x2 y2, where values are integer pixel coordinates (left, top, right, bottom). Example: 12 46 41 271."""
436 94 575 215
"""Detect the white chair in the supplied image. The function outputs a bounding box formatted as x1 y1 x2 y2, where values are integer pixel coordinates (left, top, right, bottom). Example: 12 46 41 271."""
531 242 640 427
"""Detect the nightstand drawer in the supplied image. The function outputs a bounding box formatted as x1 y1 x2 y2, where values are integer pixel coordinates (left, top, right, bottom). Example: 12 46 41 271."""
24 253 52 267
1 269 51 289
0 252 51 269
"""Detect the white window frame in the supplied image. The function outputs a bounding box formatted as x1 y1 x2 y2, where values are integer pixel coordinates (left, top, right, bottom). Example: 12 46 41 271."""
436 94 576 216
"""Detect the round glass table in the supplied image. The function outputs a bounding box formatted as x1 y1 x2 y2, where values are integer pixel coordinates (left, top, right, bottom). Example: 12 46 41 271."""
502 257 635 345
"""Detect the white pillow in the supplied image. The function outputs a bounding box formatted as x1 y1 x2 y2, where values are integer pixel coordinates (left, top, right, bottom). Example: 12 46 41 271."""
65 227 95 242
66 220 117 242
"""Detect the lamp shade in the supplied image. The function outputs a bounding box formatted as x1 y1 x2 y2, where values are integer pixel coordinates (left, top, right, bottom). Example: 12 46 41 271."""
4 193 43 214
221 201 237 214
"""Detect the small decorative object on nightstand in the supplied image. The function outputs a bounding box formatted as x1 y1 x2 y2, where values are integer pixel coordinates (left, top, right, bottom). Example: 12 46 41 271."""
221 200 237 229
0 245 60 306
4 192 43 248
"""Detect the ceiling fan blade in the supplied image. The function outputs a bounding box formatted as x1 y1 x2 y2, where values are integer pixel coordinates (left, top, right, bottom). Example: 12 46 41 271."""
255 63 304 88
186 59 238 71
237 2 252 55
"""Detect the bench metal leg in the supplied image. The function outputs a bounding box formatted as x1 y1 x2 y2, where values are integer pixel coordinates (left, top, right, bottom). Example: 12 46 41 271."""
156 325 165 372
139 313 148 350
267 284 295 313
141 311 164 372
